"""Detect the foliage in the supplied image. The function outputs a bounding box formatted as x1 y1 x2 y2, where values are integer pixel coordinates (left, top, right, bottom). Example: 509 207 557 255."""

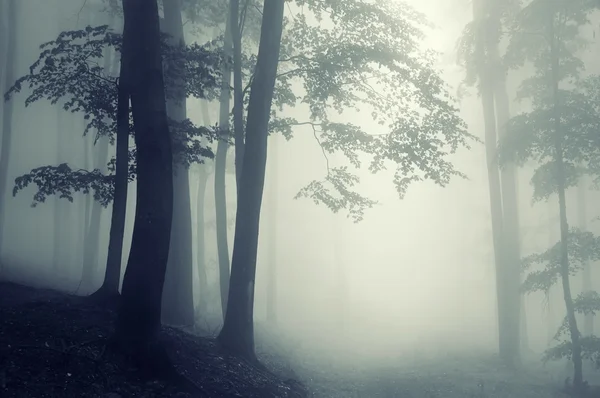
256 0 475 221
523 229 600 367
521 229 600 294
501 0 600 377
493 1 600 197
456 0 521 90
545 291 600 366
182 0 263 43
14 164 115 207
5 25 222 206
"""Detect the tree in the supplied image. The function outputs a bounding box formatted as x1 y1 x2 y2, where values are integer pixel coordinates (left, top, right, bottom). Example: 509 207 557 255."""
577 176 593 336
160 0 195 327
82 27 119 293
210 0 262 321
266 132 279 324
230 0 245 188
0 0 17 258
114 0 175 373
216 0 475 359
6 24 221 299
214 7 233 319
95 26 131 299
499 0 600 388
456 0 522 365
217 0 286 360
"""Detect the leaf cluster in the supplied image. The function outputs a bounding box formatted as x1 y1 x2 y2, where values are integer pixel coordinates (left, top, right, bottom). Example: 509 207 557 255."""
263 0 475 220
521 229 600 293
7 25 222 205
497 0 600 199
544 291 600 366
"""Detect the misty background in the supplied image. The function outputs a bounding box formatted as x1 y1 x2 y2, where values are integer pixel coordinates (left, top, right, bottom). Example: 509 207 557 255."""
2 0 600 364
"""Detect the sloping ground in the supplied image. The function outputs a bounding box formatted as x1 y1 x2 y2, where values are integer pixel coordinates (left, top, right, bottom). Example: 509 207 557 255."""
0 282 306 398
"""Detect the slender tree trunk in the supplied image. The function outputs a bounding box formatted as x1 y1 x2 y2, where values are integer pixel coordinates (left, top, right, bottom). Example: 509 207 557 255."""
493 57 521 362
54 109 67 271
91 45 129 300
196 168 209 315
230 0 245 189
478 53 508 365
160 0 195 327
546 208 557 345
548 7 583 388
214 13 233 320
473 0 519 366
82 47 115 291
82 134 91 253
115 0 174 373
578 176 593 336
80 0 95 270
0 0 16 258
197 101 212 316
217 0 285 360
266 134 279 324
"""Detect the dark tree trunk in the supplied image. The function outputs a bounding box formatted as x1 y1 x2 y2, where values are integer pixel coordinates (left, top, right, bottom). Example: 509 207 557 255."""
214 13 233 320
196 168 209 315
80 0 96 282
266 134 279 324
114 0 173 371
230 0 245 189
91 47 129 300
53 109 68 271
160 0 195 327
0 0 17 258
82 47 115 292
217 0 285 360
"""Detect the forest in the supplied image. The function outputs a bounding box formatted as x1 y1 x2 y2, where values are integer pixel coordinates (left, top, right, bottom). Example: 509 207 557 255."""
0 0 600 397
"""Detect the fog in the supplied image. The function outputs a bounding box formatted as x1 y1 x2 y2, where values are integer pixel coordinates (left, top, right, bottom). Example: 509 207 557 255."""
2 0 600 393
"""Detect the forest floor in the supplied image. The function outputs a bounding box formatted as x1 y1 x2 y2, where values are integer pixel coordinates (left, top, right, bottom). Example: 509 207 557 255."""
255 327 599 398
0 280 596 398
0 281 306 398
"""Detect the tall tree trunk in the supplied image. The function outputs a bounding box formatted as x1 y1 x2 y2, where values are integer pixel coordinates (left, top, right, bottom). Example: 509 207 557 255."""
197 101 212 316
214 13 233 320
80 0 95 272
54 110 68 271
91 41 129 300
0 0 16 258
578 176 593 336
160 0 195 327
217 0 285 360
266 133 279 324
546 207 557 345
196 168 209 315
115 0 174 372
82 47 115 291
476 41 507 366
548 6 583 388
230 0 245 189
473 0 519 365
492 55 521 363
